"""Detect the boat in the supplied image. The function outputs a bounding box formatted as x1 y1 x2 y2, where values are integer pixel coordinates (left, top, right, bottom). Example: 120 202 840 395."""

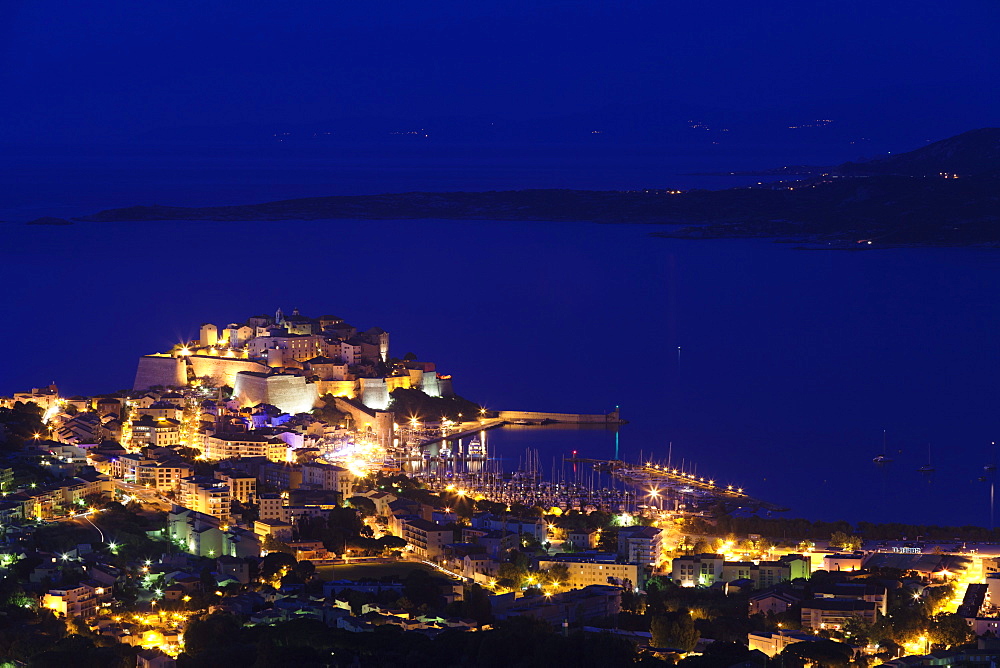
919 444 935 474
873 430 894 464
467 437 486 459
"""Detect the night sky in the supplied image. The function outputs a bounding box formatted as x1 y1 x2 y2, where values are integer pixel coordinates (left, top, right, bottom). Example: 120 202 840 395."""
0 0 995 144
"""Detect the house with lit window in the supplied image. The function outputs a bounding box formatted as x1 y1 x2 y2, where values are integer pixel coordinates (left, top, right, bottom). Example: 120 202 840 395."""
617 526 664 566
401 517 453 560
42 583 100 619
137 459 194 493
800 599 878 630
671 553 725 587
538 554 641 591
168 507 260 558
214 471 257 504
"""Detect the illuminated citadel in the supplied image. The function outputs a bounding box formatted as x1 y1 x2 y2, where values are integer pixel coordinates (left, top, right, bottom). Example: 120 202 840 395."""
134 308 453 415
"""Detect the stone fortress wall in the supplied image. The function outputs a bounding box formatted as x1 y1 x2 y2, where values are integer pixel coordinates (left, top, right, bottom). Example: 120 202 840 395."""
331 396 395 449
187 355 268 388
134 356 187 390
232 373 318 415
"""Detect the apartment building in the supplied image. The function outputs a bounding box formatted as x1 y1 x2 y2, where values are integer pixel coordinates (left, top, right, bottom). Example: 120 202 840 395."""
178 476 231 522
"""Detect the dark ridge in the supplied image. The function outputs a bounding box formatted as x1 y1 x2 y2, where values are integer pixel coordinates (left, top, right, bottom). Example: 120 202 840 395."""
74 129 1000 247
836 127 1000 177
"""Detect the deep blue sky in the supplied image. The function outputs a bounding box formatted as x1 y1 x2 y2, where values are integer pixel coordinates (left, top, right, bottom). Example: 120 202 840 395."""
0 0 995 144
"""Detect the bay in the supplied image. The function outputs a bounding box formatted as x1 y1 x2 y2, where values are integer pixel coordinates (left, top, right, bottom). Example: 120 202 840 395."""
1 143 997 528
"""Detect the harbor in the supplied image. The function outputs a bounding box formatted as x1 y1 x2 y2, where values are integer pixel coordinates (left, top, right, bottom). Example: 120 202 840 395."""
378 419 785 516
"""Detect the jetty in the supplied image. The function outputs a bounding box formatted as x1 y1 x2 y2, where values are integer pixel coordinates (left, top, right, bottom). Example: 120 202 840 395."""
567 458 789 513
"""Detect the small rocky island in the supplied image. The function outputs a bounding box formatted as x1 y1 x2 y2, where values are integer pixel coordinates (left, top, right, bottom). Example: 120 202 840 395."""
26 216 74 225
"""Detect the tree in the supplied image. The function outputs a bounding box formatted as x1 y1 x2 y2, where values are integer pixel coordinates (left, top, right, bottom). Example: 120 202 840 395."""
378 535 407 553
292 560 315 581
840 614 877 646
651 611 700 652
692 538 714 555
598 529 619 553
830 531 863 551
260 535 293 555
781 639 854 667
545 563 570 585
183 612 242 655
347 496 377 516
259 552 297 582
677 640 751 668
929 613 975 648
461 583 493 624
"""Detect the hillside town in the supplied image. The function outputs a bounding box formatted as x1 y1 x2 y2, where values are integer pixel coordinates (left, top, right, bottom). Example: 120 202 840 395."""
3 312 1000 666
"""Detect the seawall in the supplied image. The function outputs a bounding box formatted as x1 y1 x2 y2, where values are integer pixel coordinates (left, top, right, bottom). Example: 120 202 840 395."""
498 410 624 424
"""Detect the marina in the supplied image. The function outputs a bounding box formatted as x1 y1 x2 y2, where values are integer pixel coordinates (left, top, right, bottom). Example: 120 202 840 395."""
373 420 786 516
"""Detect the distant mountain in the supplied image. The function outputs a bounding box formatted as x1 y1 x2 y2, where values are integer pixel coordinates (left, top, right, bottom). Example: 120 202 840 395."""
76 129 1000 247
836 127 1000 177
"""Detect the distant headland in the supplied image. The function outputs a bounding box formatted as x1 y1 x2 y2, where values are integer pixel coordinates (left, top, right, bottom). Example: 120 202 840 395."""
76 128 1000 247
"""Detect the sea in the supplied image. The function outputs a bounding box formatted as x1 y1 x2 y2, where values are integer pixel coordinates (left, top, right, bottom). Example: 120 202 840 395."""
1 140 998 528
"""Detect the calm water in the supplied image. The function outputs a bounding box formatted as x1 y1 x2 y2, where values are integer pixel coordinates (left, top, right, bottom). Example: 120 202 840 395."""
1 144 997 527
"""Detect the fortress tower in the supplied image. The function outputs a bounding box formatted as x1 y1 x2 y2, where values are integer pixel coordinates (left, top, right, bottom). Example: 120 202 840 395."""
200 323 218 347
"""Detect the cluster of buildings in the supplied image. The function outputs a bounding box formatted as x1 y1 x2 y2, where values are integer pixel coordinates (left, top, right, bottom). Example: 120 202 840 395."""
132 309 453 425
25 311 1000 664
669 552 812 590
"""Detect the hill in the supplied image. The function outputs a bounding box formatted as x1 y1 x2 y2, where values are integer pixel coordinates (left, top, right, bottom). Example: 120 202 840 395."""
76 129 1000 247
836 127 1000 177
